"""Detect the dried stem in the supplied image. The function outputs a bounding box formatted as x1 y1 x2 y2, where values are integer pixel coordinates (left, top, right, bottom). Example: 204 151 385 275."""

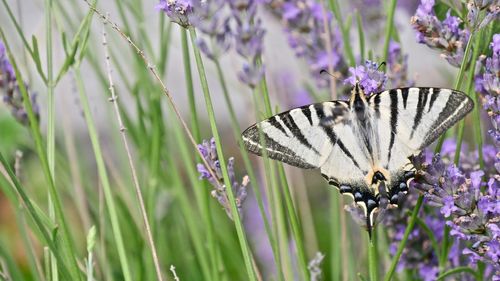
102 18 164 281
83 0 222 189
169 265 180 281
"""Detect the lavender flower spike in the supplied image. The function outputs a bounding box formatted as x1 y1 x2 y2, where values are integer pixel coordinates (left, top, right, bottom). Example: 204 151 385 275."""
413 154 500 278
0 40 40 125
229 0 266 88
197 138 250 219
411 0 470 67
190 0 232 61
156 0 194 28
275 0 346 88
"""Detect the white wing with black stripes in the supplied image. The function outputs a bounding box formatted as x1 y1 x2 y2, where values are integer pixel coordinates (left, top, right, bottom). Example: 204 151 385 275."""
242 85 473 234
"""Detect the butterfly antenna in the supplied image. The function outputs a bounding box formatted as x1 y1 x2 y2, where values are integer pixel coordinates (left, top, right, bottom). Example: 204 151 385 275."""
320 69 342 81
377 61 386 71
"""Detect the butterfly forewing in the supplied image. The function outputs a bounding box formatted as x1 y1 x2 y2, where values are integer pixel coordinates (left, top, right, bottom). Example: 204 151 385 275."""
368 87 473 171
242 101 349 169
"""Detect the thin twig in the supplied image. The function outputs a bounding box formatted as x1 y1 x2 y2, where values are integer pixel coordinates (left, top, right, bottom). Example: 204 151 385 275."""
83 0 222 189
102 17 164 281
14 150 23 178
169 265 180 281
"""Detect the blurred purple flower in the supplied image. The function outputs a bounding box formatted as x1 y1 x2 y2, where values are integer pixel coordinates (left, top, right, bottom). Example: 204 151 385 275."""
190 0 233 60
197 138 250 219
272 0 346 88
0 40 39 125
229 0 266 88
156 0 194 28
467 0 499 29
475 34 500 173
344 60 387 94
411 0 470 67
387 40 413 88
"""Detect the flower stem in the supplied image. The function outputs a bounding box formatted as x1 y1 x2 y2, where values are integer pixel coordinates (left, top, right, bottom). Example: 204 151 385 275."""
382 0 398 64
454 29 483 166
277 166 310 281
188 27 257 281
213 59 284 281
368 232 377 281
436 266 477 280
73 67 133 281
181 28 200 142
102 24 164 281
383 195 424 281
0 28 82 281
327 0 356 66
435 32 475 152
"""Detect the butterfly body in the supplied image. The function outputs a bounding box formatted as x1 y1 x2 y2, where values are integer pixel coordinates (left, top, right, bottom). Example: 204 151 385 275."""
242 84 473 234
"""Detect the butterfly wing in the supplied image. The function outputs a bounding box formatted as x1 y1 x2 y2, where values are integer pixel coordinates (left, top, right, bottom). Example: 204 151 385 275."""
243 101 354 166
242 100 380 229
367 87 474 171
242 101 371 188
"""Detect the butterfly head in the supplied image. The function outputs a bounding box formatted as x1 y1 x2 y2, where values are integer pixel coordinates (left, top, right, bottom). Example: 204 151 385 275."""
350 82 368 120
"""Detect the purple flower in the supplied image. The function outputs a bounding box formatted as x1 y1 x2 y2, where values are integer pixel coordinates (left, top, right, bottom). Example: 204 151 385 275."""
411 0 470 67
467 0 499 29
196 138 250 219
387 40 413 88
412 153 500 275
191 0 233 60
0 40 39 125
475 34 500 97
272 0 346 88
229 0 266 88
344 60 387 94
156 0 194 28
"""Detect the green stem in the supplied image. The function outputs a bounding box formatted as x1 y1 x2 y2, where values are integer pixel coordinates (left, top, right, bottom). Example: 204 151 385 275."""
382 0 398 64
73 67 133 281
213 59 284 281
170 115 219 280
356 11 365 63
277 166 309 280
0 153 73 281
454 30 483 166
0 29 81 281
368 233 377 281
436 266 477 280
181 28 200 142
327 0 356 66
383 195 424 281
435 32 475 152
45 0 58 279
189 27 256 281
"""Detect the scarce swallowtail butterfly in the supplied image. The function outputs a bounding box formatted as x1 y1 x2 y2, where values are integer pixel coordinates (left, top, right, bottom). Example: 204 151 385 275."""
242 83 473 236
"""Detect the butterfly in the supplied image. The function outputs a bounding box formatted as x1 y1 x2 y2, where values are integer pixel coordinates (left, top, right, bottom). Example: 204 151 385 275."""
241 83 473 236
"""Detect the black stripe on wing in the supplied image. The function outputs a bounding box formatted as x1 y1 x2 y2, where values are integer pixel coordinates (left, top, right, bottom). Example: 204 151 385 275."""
421 90 473 148
387 89 398 165
280 114 320 155
241 123 317 169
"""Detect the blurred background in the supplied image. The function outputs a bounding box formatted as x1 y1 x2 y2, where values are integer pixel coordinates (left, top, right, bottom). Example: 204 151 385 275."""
0 0 491 280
